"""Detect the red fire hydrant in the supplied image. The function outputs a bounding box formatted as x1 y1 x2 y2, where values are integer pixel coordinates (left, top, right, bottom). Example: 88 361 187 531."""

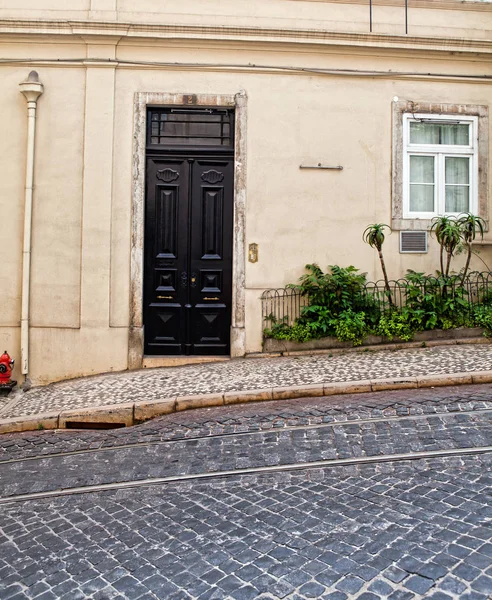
0 351 16 390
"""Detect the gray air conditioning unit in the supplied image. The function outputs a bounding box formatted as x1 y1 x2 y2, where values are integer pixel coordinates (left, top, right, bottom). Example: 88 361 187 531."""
400 231 428 253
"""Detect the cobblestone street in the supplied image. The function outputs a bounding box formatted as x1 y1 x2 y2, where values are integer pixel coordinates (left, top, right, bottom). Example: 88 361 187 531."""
1 386 491 599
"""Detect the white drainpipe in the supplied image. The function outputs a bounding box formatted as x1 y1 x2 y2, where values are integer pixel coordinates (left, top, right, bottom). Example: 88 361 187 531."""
19 71 44 384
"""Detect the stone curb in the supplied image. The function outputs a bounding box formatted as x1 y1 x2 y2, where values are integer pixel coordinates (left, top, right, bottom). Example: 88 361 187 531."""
1 370 492 435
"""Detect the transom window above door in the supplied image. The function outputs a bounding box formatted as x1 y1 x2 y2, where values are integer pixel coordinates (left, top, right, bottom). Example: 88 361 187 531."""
147 108 234 149
403 113 478 219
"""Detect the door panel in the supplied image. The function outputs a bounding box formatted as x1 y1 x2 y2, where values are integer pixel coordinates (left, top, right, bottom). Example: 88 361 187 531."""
200 270 222 293
144 154 233 355
190 159 234 354
155 268 178 293
201 187 223 259
192 304 229 355
146 303 183 353
144 157 189 354
156 187 179 259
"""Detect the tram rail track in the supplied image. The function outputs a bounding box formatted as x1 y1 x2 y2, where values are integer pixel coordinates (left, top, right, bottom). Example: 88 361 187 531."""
1 407 491 466
0 444 490 505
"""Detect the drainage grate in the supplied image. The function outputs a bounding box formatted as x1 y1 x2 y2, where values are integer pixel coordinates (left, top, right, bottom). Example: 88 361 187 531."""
400 231 428 253
65 422 126 430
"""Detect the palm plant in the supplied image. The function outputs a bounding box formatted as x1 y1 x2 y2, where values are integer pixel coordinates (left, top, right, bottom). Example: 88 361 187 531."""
363 223 393 307
430 216 461 277
457 213 486 282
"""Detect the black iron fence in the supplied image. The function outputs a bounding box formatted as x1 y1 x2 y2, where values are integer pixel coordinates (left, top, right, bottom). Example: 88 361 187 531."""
261 272 492 332
261 287 310 329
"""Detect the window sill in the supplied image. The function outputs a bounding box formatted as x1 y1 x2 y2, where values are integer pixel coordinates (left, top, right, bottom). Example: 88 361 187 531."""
392 219 433 231
393 218 489 233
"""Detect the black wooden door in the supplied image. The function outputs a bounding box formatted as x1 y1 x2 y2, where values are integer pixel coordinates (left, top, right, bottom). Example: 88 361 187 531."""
144 155 234 355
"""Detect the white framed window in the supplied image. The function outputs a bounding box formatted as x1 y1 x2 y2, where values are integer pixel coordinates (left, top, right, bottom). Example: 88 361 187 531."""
403 113 478 219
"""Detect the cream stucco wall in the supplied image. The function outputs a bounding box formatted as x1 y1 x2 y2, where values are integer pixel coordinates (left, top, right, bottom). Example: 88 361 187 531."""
0 0 491 384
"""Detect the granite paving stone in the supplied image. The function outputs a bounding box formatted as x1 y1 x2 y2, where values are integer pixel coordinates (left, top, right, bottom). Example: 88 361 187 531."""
1 455 491 599
5 407 489 498
1 384 491 599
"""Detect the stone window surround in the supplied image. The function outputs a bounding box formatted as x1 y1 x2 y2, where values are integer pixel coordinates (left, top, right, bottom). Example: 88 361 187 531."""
128 92 247 369
392 100 488 231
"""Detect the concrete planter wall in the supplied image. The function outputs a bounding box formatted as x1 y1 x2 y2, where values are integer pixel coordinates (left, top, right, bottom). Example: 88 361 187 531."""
263 327 487 353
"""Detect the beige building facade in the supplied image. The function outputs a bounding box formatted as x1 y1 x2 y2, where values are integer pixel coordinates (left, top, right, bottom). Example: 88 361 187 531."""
0 0 491 385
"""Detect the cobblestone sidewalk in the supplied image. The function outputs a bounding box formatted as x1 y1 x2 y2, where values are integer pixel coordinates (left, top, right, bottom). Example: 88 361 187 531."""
1 344 492 420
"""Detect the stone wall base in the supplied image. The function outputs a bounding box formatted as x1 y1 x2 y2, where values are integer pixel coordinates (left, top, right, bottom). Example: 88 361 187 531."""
263 327 487 353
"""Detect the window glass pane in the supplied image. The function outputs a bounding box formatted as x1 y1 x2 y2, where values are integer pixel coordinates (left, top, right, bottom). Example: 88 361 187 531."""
445 186 469 213
441 124 469 145
410 155 434 183
445 157 469 184
410 122 440 144
410 122 469 145
410 184 434 212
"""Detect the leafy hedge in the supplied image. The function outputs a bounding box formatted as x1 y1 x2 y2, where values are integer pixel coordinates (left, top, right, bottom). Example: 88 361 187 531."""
264 265 492 346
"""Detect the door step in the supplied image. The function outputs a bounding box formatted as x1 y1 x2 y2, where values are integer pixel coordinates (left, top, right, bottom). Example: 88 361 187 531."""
142 356 231 369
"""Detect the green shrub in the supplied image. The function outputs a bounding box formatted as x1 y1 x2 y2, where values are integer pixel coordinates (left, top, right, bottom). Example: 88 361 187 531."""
401 270 470 331
293 264 377 317
298 305 334 338
376 313 414 342
472 305 492 336
333 310 369 346
263 317 313 343
263 264 492 346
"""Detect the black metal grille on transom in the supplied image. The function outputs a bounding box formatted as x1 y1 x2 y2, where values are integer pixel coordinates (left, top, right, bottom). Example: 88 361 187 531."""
148 108 234 147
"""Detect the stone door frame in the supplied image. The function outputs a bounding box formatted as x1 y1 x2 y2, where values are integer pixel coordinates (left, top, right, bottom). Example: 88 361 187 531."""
128 91 247 368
